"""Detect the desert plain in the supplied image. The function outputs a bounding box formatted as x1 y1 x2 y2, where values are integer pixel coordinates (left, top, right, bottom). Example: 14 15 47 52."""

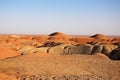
0 32 120 80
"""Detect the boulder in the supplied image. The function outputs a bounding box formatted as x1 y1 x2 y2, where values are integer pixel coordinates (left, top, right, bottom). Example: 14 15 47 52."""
102 45 112 55
48 46 64 55
18 46 36 54
69 44 93 54
92 44 118 54
36 47 50 53
68 46 80 54
108 45 118 51
109 47 120 60
48 44 73 55
92 45 103 54
37 42 62 47
63 46 71 54
63 45 75 54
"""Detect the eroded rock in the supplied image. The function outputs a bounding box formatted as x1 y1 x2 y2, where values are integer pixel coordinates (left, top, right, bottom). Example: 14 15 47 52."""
92 45 103 54
109 47 120 60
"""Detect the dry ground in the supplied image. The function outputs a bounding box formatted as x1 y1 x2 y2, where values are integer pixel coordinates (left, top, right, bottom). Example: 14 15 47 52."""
0 52 120 80
0 33 120 80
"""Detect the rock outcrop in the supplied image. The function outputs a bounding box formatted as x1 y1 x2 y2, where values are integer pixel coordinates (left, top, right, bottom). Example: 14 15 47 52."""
18 46 36 54
109 47 120 60
48 45 64 55
35 43 119 56
0 33 119 60
76 44 93 54
38 42 62 47
92 45 103 54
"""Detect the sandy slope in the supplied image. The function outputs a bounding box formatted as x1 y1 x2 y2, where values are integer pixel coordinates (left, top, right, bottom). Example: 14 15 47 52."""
0 52 120 80
0 73 18 80
0 46 20 59
0 34 120 80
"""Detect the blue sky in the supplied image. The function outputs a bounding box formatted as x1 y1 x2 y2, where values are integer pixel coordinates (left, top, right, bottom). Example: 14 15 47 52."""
0 0 120 35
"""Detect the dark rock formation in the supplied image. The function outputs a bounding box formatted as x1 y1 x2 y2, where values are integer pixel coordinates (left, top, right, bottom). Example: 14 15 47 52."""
75 44 93 54
92 45 103 54
102 45 112 55
109 47 120 60
37 42 62 47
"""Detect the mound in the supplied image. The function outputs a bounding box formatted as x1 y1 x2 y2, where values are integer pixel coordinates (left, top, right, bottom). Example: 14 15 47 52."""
0 46 20 59
34 36 48 44
48 32 69 38
38 42 62 47
90 34 107 39
48 32 72 43
47 36 71 43
70 37 94 44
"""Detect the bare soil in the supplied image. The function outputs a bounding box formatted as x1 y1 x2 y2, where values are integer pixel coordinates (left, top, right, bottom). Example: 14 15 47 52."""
0 33 120 80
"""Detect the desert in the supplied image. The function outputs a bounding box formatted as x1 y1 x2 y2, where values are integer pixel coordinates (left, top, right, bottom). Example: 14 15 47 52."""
0 32 120 80
1 0 120 79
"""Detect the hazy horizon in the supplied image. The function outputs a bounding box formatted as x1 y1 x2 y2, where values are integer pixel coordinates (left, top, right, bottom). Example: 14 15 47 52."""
0 0 120 35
